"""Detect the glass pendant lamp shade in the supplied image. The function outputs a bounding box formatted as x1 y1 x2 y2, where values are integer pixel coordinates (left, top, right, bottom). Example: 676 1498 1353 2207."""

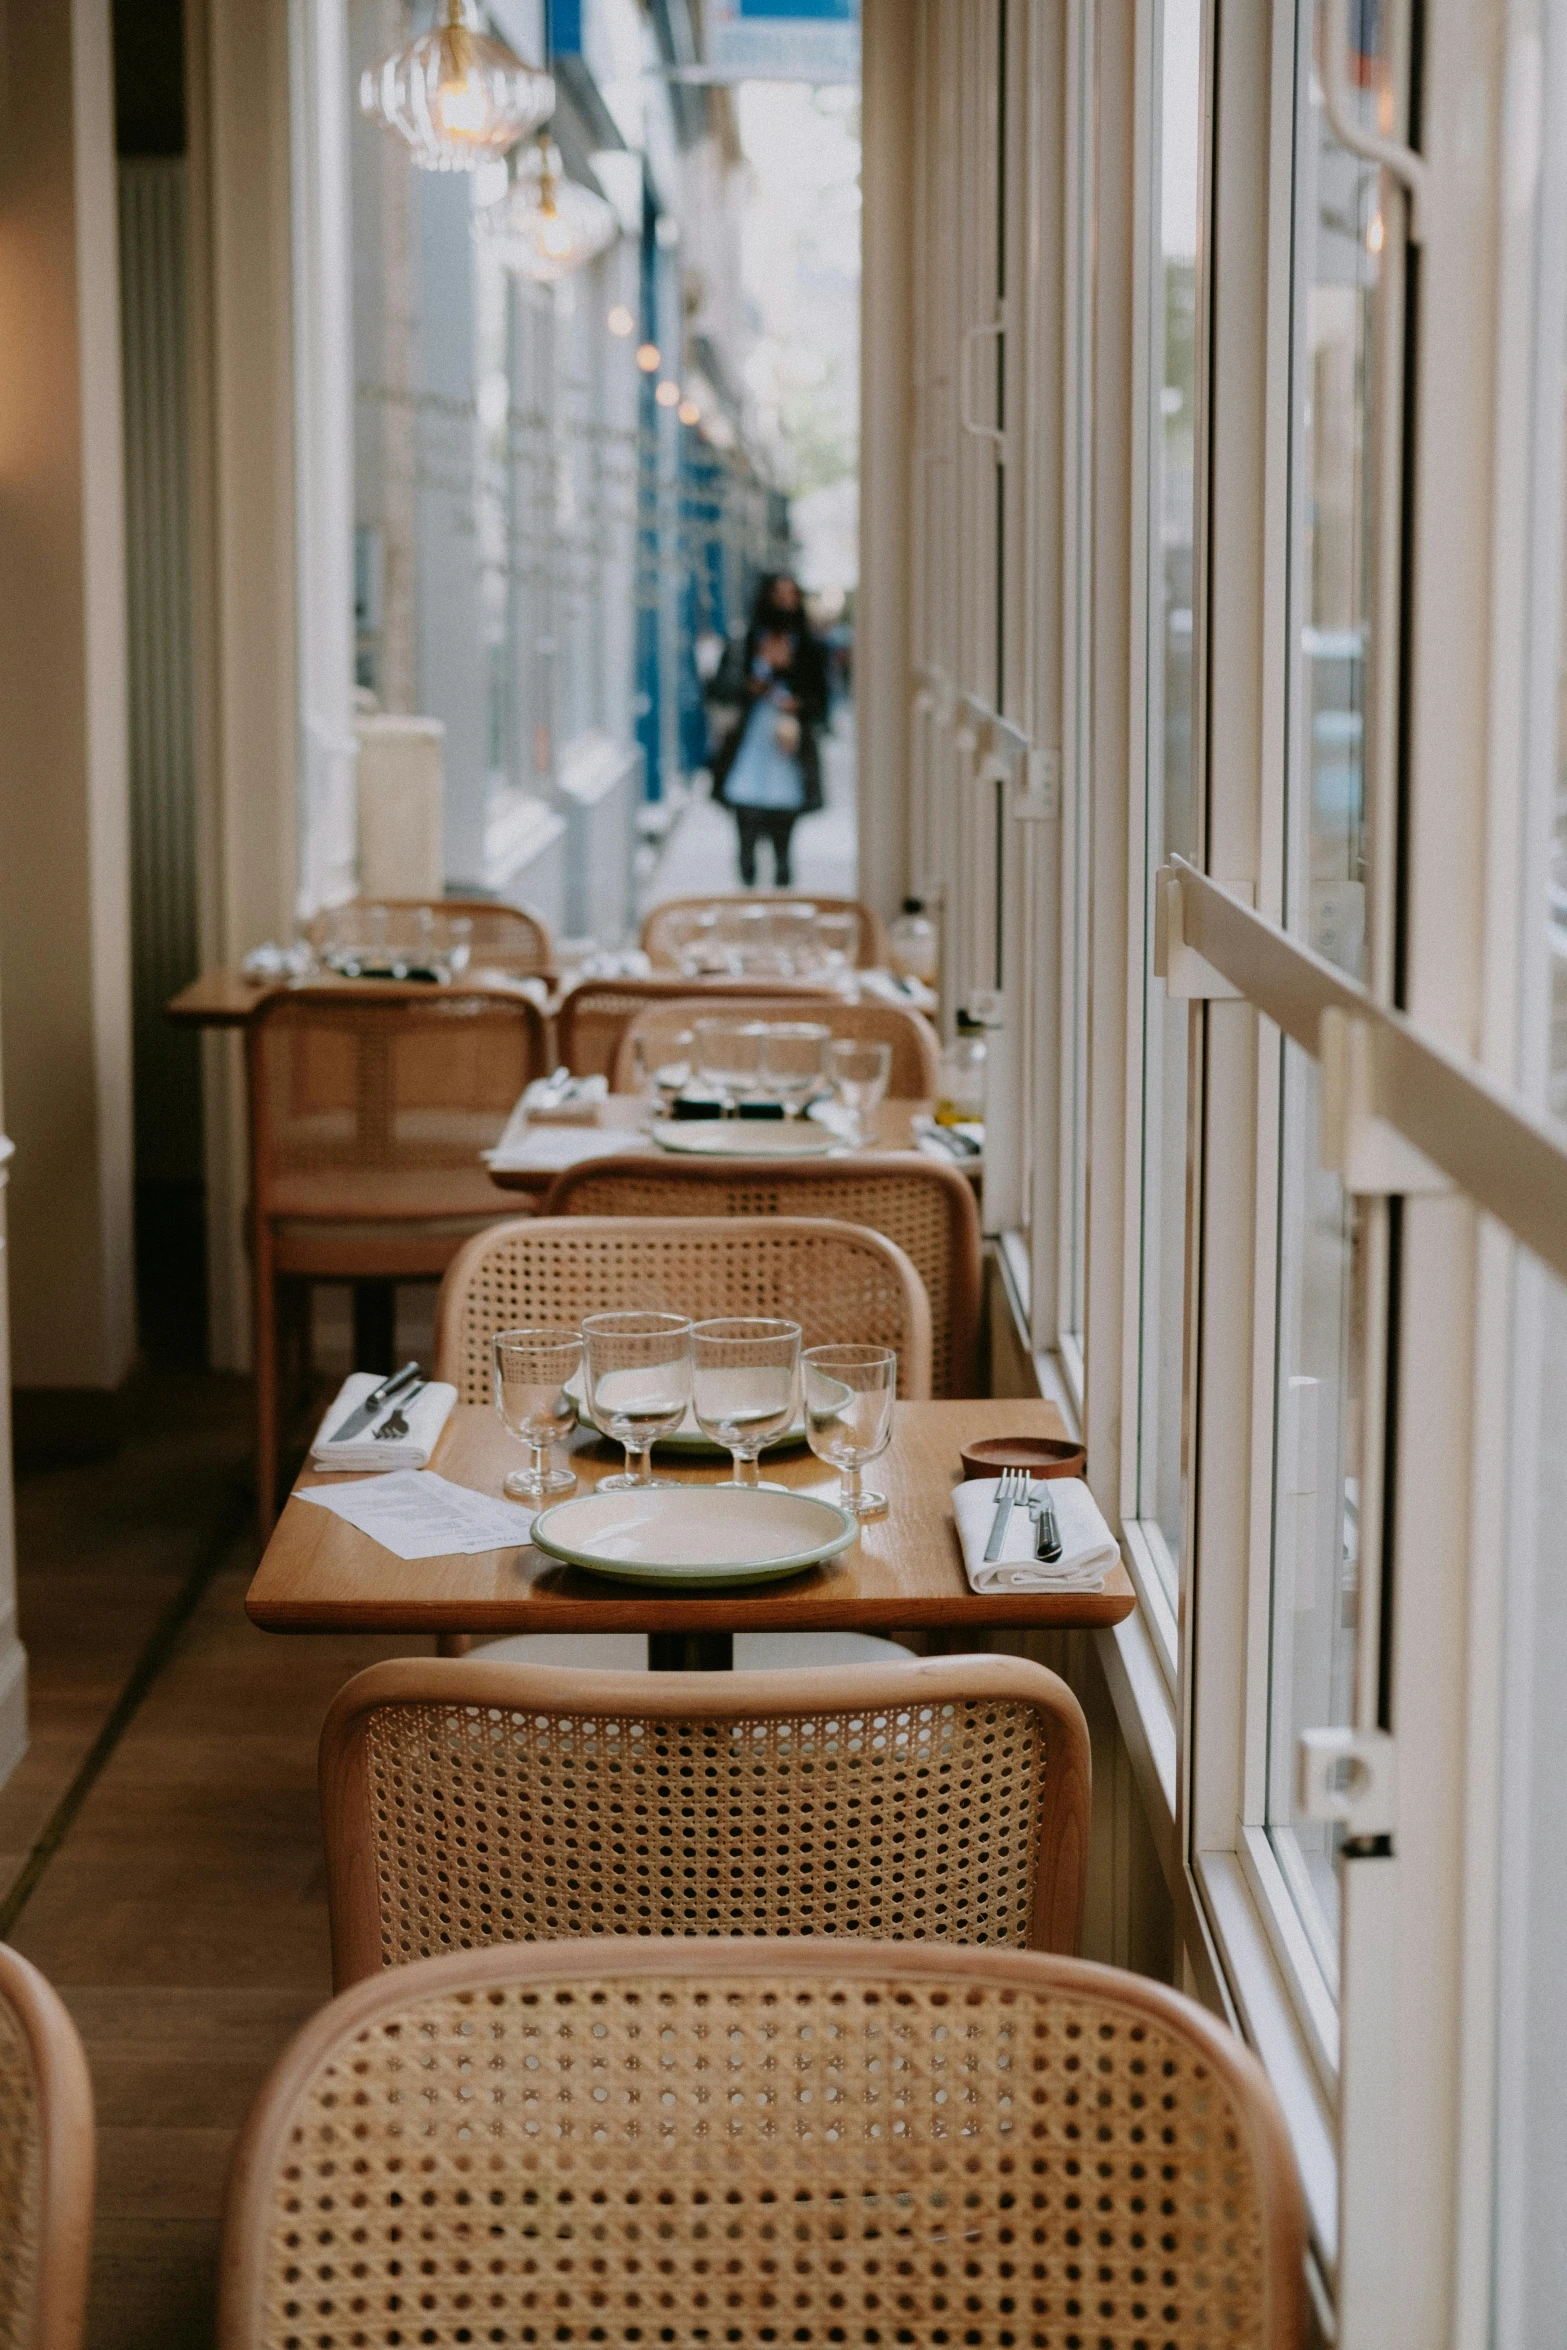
360 0 555 172
475 135 619 282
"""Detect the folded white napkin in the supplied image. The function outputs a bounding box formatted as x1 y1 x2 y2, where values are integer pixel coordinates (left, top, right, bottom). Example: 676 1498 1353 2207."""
310 1372 458 1473
952 1475 1117 1593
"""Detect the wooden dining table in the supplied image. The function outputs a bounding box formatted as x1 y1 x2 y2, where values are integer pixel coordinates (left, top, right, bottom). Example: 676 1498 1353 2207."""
481 1094 980 1198
245 1397 1132 1665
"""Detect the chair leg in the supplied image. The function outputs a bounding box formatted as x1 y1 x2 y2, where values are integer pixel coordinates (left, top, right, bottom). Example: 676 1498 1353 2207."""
254 1229 280 1538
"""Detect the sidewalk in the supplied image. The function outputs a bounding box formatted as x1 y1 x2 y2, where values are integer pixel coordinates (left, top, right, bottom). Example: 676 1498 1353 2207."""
644 705 858 911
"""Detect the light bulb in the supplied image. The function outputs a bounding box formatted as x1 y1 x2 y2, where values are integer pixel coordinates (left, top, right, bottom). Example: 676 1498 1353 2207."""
360 0 555 171
636 343 661 373
655 380 681 408
678 399 701 426
473 133 619 283
607 305 635 337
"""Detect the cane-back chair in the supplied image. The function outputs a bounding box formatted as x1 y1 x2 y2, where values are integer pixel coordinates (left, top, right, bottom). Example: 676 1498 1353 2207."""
642 891 886 969
613 993 941 1099
246 987 548 1525
0 1944 94 2350
307 895 554 978
542 1152 982 1396
435 1213 933 1402
557 974 834 1079
219 1936 1308 2350
317 1653 1091 1987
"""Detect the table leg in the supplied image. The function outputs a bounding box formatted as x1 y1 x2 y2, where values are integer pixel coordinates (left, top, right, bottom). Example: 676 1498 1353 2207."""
649 1631 734 1672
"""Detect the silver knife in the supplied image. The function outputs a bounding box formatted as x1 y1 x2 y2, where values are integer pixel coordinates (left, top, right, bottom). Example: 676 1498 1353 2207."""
983 1471 1017 1562
330 1361 422 1443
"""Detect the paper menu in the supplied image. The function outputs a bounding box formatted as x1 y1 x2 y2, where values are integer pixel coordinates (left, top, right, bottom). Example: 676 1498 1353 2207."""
295 1469 538 1560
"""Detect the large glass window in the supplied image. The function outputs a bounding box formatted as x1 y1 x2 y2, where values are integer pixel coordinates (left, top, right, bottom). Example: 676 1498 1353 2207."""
1134 0 1201 1590
1264 0 1399 1968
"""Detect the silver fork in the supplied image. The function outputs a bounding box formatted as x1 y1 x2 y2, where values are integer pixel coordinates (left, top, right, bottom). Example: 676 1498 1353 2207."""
983 1465 1028 1561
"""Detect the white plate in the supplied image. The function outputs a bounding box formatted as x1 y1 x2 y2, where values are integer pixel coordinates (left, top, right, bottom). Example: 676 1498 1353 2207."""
564 1370 806 1455
530 1485 856 1587
649 1120 836 1157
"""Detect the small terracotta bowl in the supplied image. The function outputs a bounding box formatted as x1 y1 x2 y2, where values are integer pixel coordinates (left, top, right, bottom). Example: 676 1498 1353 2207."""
959 1434 1086 1483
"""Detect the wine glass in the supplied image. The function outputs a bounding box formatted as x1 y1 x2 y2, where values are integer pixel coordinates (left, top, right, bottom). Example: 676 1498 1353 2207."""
493 1326 582 1500
691 1318 801 1487
812 910 858 989
694 1017 764 1116
827 1037 892 1145
759 1021 830 1117
582 1310 693 1489
802 1344 896 1520
630 1021 694 1111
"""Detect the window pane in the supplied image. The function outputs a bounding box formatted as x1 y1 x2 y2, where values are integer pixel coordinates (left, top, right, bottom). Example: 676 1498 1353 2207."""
1288 10 1387 980
1265 1042 1361 1979
1136 0 1201 1576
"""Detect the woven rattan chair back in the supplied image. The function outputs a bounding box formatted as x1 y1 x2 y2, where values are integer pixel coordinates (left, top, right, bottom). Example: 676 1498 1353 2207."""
613 994 941 1099
542 1152 982 1396
318 1654 1090 1987
0 1945 94 2350
307 896 554 977
557 975 835 1079
219 1936 1308 2350
642 892 886 969
249 987 546 1199
434 1214 933 1402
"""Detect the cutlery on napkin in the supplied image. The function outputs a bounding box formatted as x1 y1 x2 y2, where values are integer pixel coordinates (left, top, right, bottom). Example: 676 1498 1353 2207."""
952 1475 1118 1593
310 1372 458 1473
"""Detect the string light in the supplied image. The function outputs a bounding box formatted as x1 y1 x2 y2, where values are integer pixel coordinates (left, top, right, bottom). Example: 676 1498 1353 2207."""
475 133 618 283
360 0 553 171
655 380 681 408
678 399 701 426
636 343 661 373
607 306 635 336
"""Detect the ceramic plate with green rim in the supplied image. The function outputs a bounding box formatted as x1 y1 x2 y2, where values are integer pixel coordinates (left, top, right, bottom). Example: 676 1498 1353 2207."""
529 1486 857 1587
648 1120 836 1157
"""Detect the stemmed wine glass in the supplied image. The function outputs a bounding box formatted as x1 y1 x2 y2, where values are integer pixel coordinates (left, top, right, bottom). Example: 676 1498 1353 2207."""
581 1310 693 1489
493 1326 582 1499
694 1017 764 1117
691 1318 801 1487
630 1021 694 1112
759 1022 829 1117
802 1344 896 1520
827 1037 892 1145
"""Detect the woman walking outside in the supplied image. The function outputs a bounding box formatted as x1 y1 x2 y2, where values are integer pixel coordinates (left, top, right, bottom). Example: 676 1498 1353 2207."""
710 574 829 888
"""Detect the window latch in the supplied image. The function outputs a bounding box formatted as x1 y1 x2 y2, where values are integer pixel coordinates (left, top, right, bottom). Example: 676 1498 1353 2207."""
1296 1726 1396 1837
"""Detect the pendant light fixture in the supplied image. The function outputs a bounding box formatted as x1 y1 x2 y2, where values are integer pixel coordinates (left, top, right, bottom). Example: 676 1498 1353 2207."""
474 132 619 283
360 0 555 173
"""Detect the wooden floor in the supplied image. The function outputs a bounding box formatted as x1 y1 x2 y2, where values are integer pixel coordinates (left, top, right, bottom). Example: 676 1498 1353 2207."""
1 1359 424 2349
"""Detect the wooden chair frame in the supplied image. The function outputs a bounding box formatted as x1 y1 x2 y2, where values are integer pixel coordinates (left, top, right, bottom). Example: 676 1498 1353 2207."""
220 1935 1308 2350
246 986 548 1528
556 974 835 1079
318 1653 1091 1987
611 993 941 1099
0 1944 94 2350
433 1213 934 1402
541 1150 983 1396
641 892 887 969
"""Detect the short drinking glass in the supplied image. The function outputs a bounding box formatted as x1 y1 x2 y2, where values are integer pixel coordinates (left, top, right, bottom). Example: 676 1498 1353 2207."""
582 1310 693 1489
493 1326 582 1500
630 1021 694 1110
691 1318 801 1487
827 1037 892 1145
802 1343 896 1520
